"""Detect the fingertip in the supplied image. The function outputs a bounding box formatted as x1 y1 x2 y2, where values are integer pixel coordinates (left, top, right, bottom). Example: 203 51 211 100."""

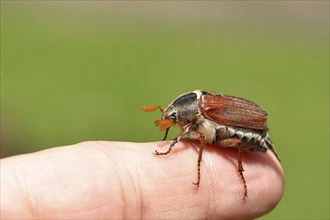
145 140 285 219
203 146 284 219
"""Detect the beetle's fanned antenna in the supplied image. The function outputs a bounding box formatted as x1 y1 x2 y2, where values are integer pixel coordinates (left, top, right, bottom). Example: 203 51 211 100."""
154 119 173 131
162 128 169 141
141 106 164 112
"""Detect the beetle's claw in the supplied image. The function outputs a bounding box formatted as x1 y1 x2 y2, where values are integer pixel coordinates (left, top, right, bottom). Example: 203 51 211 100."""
242 194 248 200
153 150 160 155
192 181 200 186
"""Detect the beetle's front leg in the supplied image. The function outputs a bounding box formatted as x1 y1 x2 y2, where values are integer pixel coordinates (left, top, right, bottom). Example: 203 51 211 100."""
153 124 191 155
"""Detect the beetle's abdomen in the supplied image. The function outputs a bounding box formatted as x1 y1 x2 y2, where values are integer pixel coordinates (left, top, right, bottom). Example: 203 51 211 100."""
188 116 275 153
215 126 273 152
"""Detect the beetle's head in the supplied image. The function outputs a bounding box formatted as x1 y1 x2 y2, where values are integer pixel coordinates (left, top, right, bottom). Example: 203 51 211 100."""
141 91 200 131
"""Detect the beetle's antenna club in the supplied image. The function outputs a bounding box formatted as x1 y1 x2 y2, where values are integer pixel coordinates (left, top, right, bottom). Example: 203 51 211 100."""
154 119 173 131
141 106 164 112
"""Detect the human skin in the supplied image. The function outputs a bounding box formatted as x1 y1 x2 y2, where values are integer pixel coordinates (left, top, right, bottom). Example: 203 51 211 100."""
1 140 284 219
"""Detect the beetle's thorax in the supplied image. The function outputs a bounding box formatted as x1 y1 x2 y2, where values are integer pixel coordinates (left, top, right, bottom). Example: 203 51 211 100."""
162 91 202 127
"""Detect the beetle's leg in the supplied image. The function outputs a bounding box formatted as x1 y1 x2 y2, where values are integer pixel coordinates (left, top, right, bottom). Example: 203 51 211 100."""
219 138 241 148
219 138 248 200
238 144 248 200
192 131 205 187
154 124 191 155
162 128 169 141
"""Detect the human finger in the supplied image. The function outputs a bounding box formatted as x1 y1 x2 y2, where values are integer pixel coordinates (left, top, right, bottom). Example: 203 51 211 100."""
0 140 284 219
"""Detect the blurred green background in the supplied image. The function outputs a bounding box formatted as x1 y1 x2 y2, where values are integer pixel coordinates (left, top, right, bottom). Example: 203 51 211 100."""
1 1 329 219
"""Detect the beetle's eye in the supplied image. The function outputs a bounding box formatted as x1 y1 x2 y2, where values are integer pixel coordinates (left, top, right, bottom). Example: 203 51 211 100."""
170 112 177 121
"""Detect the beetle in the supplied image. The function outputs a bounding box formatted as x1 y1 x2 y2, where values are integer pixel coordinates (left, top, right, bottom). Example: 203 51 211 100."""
141 90 280 199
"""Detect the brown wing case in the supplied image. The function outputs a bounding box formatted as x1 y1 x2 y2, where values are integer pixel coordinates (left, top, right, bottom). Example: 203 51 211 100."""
199 92 268 130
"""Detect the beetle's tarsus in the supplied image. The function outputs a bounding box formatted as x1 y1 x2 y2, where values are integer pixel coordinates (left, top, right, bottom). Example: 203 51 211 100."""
238 146 248 199
170 139 178 147
153 145 173 155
